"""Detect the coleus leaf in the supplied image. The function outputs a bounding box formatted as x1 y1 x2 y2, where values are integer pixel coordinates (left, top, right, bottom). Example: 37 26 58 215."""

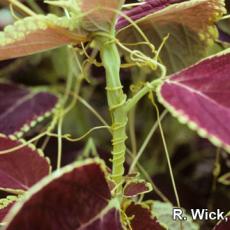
3 160 123 230
152 201 199 230
213 214 230 230
0 83 58 137
117 0 226 73
0 134 51 192
125 202 165 230
157 49 230 153
0 196 18 224
80 0 125 31
0 14 87 61
123 179 152 197
84 208 122 230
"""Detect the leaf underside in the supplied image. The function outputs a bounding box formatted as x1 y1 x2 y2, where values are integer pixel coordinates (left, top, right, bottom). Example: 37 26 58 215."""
0 135 50 192
0 83 58 137
3 160 119 230
117 0 226 73
157 49 230 153
80 0 123 31
0 15 87 61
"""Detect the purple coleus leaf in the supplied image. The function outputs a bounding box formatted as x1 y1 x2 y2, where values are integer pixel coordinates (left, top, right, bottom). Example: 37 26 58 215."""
0 196 18 224
0 134 50 192
123 179 152 197
117 0 226 73
3 160 123 230
0 134 50 224
213 214 230 230
116 0 181 29
0 83 58 137
84 208 122 230
125 202 165 230
157 49 230 152
0 14 87 61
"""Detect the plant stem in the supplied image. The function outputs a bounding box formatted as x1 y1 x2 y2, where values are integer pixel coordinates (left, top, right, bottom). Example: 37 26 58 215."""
96 32 128 195
8 0 36 16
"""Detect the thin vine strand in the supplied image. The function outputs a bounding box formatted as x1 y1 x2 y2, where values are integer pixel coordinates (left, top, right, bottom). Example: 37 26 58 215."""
149 94 181 209
8 0 36 16
48 126 110 142
129 110 168 173
57 110 64 169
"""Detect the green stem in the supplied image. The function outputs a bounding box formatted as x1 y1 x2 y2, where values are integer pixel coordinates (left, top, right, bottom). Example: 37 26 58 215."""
125 78 163 112
96 32 128 195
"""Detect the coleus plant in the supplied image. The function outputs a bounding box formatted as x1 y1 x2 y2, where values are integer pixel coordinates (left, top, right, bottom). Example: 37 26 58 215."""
0 0 229 229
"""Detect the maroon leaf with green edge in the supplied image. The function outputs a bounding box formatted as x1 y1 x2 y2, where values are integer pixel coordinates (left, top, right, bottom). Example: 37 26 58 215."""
218 172 230 185
213 214 230 230
0 83 58 137
0 196 18 224
117 0 226 73
125 202 165 230
0 134 50 192
123 179 152 197
3 160 123 230
83 208 122 230
157 49 230 153
0 14 87 61
80 0 124 31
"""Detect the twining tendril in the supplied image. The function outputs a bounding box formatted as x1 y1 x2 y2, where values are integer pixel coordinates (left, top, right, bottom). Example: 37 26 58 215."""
8 0 36 16
9 4 20 20
148 91 181 210
48 126 110 142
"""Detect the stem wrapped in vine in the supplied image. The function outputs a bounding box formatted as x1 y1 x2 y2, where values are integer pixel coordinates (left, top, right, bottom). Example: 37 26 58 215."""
95 32 128 195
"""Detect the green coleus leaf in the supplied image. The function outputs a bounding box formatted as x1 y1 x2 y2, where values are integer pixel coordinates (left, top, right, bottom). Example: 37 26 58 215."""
3 159 123 229
152 201 199 230
157 49 230 153
0 14 87 61
0 83 58 138
117 0 226 73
